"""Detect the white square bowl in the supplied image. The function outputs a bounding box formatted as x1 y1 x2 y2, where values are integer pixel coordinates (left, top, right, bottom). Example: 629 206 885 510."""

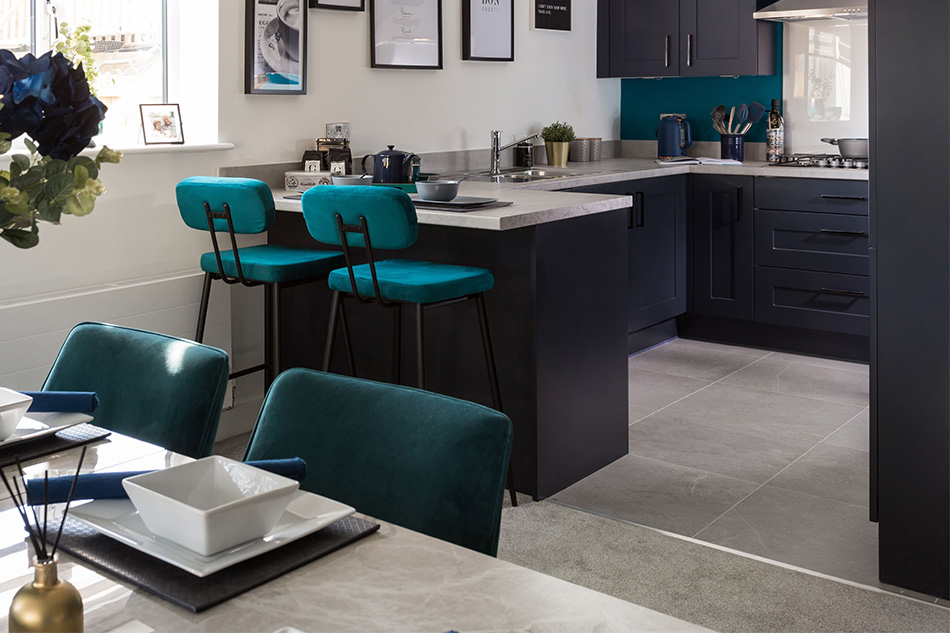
122 456 300 556
0 388 33 442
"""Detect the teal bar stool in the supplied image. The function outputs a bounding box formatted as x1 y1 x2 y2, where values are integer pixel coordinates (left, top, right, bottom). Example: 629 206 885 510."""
300 185 517 506
176 177 351 385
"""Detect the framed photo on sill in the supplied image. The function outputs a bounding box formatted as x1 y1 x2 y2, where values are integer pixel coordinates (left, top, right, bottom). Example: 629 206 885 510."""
140 104 184 145
310 0 363 9
370 0 442 70
463 0 513 62
245 0 308 95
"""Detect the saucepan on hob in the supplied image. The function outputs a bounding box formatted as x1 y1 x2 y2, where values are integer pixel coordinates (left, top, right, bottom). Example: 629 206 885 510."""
821 137 869 159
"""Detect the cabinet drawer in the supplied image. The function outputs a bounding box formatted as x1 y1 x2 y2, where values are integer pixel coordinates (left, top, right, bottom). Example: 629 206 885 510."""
755 178 869 215
754 267 869 336
754 209 869 275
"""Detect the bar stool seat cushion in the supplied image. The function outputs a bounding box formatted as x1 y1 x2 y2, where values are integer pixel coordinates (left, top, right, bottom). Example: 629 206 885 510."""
328 259 494 304
201 245 345 284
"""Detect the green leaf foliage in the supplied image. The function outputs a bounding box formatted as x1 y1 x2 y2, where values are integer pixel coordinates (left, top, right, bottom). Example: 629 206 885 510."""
38 200 62 224
73 164 89 189
541 121 576 143
11 154 30 172
1 228 40 249
24 138 37 155
45 172 75 202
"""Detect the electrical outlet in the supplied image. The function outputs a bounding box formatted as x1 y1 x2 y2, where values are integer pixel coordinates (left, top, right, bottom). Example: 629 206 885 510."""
326 122 350 140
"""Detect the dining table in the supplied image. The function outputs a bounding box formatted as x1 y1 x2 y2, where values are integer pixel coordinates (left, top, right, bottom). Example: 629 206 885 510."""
0 430 704 633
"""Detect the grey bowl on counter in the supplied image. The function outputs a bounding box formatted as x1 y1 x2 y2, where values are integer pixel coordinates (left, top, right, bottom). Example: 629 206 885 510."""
331 174 373 186
415 180 460 202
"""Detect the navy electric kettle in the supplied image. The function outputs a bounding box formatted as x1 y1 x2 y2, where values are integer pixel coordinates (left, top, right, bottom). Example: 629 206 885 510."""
657 116 693 159
362 145 417 183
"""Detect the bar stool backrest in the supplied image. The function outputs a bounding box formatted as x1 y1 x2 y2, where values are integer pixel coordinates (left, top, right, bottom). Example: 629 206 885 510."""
176 176 275 234
301 186 418 250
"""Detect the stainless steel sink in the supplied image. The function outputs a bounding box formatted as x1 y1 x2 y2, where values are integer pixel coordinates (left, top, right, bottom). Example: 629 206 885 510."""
465 169 583 183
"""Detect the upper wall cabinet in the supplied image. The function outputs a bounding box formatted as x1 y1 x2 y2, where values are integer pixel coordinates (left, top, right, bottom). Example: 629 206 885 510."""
597 0 776 78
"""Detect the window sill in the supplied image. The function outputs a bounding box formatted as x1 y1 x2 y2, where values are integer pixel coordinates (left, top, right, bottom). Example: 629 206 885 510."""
80 142 235 157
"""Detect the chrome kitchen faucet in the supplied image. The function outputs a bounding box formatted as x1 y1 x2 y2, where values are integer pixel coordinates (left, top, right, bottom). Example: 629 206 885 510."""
490 130 541 176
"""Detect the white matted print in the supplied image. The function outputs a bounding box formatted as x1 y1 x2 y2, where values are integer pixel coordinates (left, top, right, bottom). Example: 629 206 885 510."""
463 0 514 62
140 104 184 145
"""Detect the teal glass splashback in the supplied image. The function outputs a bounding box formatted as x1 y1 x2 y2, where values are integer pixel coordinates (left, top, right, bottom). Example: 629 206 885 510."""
620 33 783 144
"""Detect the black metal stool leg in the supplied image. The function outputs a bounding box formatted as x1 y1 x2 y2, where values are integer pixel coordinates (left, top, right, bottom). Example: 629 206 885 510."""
195 272 214 343
264 282 281 388
393 304 402 385
323 290 341 372
339 297 357 377
415 303 425 390
475 293 517 507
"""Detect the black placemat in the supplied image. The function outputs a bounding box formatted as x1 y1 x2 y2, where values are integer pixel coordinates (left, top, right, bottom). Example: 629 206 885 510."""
412 200 514 212
57 515 380 612
0 423 111 467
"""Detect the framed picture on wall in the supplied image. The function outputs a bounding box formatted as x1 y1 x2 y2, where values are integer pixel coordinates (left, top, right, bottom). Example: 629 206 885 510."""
140 104 184 145
462 0 514 62
245 0 308 95
370 0 443 69
534 0 571 32
310 0 363 9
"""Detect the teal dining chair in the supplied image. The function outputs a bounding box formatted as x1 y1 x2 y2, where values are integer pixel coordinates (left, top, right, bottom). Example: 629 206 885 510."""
300 185 516 505
43 322 230 458
243 368 513 556
176 176 349 385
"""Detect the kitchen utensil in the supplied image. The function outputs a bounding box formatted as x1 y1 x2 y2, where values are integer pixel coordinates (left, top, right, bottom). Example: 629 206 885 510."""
361 145 418 183
821 137 869 158
727 106 736 134
0 388 32 441
711 105 727 134
657 116 693 159
748 101 766 125
735 103 749 131
415 180 460 202
122 456 299 556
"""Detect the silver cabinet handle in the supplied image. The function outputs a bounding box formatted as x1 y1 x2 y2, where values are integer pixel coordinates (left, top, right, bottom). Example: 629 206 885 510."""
687 34 692 67
665 35 670 68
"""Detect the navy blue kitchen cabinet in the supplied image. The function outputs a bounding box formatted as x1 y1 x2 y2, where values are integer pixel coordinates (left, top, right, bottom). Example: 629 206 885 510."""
690 174 755 320
597 0 776 78
573 176 687 351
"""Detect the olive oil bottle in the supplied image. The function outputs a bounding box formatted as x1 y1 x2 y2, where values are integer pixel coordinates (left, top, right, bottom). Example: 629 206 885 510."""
766 98 785 163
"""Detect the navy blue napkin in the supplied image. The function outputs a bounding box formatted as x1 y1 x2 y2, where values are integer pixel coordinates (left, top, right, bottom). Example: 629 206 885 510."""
23 391 99 414
25 458 308 504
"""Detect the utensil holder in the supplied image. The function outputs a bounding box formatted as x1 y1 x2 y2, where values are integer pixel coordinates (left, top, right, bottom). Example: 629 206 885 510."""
569 139 590 162
720 134 744 162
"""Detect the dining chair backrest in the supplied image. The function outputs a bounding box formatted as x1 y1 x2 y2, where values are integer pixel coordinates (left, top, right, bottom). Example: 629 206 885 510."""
43 322 230 458
301 185 418 250
243 368 513 556
176 176 275 234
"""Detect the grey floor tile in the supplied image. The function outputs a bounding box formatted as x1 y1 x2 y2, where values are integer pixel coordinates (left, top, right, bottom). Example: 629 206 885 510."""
674 338 774 358
627 339 764 382
769 443 870 507
722 356 869 407
825 408 870 451
628 368 711 413
551 454 760 537
768 350 870 374
628 404 655 425
658 383 864 442
694 485 880 588
628 415 815 483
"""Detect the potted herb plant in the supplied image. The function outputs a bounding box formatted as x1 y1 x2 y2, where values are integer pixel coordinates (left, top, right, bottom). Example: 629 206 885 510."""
541 121 575 168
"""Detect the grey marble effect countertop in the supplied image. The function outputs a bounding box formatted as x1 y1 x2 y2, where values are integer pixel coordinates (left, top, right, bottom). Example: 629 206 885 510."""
273 157 868 231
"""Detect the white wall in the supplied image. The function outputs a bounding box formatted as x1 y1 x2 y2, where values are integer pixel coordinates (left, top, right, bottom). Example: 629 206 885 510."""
0 1 618 430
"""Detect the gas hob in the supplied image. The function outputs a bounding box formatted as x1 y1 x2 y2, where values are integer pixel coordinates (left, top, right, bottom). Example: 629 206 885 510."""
770 153 869 169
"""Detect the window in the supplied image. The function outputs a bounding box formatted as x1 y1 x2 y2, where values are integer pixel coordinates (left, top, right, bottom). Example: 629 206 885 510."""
0 0 167 146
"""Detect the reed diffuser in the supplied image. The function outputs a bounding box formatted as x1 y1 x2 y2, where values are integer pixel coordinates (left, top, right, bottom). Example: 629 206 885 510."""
2 448 86 633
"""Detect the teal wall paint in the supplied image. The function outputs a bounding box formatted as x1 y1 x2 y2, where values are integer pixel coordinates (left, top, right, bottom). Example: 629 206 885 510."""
620 32 783 144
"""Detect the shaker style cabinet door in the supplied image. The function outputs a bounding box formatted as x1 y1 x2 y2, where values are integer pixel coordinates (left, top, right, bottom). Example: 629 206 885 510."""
691 175 755 320
680 0 768 77
604 0 680 78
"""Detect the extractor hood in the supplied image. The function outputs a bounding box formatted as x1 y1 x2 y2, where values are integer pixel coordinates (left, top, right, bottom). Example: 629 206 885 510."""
753 0 867 21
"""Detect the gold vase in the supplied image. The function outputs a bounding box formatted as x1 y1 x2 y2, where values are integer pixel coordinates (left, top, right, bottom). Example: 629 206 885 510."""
545 141 570 167
9 557 83 633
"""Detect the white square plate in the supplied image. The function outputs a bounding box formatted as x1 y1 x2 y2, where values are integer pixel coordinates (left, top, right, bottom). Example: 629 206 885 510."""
0 412 94 448
70 489 355 577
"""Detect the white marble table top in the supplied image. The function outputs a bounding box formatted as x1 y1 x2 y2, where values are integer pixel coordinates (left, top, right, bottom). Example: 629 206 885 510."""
273 157 867 231
0 434 705 633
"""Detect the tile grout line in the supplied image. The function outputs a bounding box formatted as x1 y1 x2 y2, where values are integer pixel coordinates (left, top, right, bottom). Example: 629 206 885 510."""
690 404 872 539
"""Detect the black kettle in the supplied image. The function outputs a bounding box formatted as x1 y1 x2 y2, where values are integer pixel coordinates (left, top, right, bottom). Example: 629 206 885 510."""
362 145 417 183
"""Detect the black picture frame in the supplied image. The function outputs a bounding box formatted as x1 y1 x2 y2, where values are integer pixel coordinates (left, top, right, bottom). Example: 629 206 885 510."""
140 103 185 145
309 0 364 9
534 0 571 32
370 0 443 70
462 0 514 62
245 0 308 95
